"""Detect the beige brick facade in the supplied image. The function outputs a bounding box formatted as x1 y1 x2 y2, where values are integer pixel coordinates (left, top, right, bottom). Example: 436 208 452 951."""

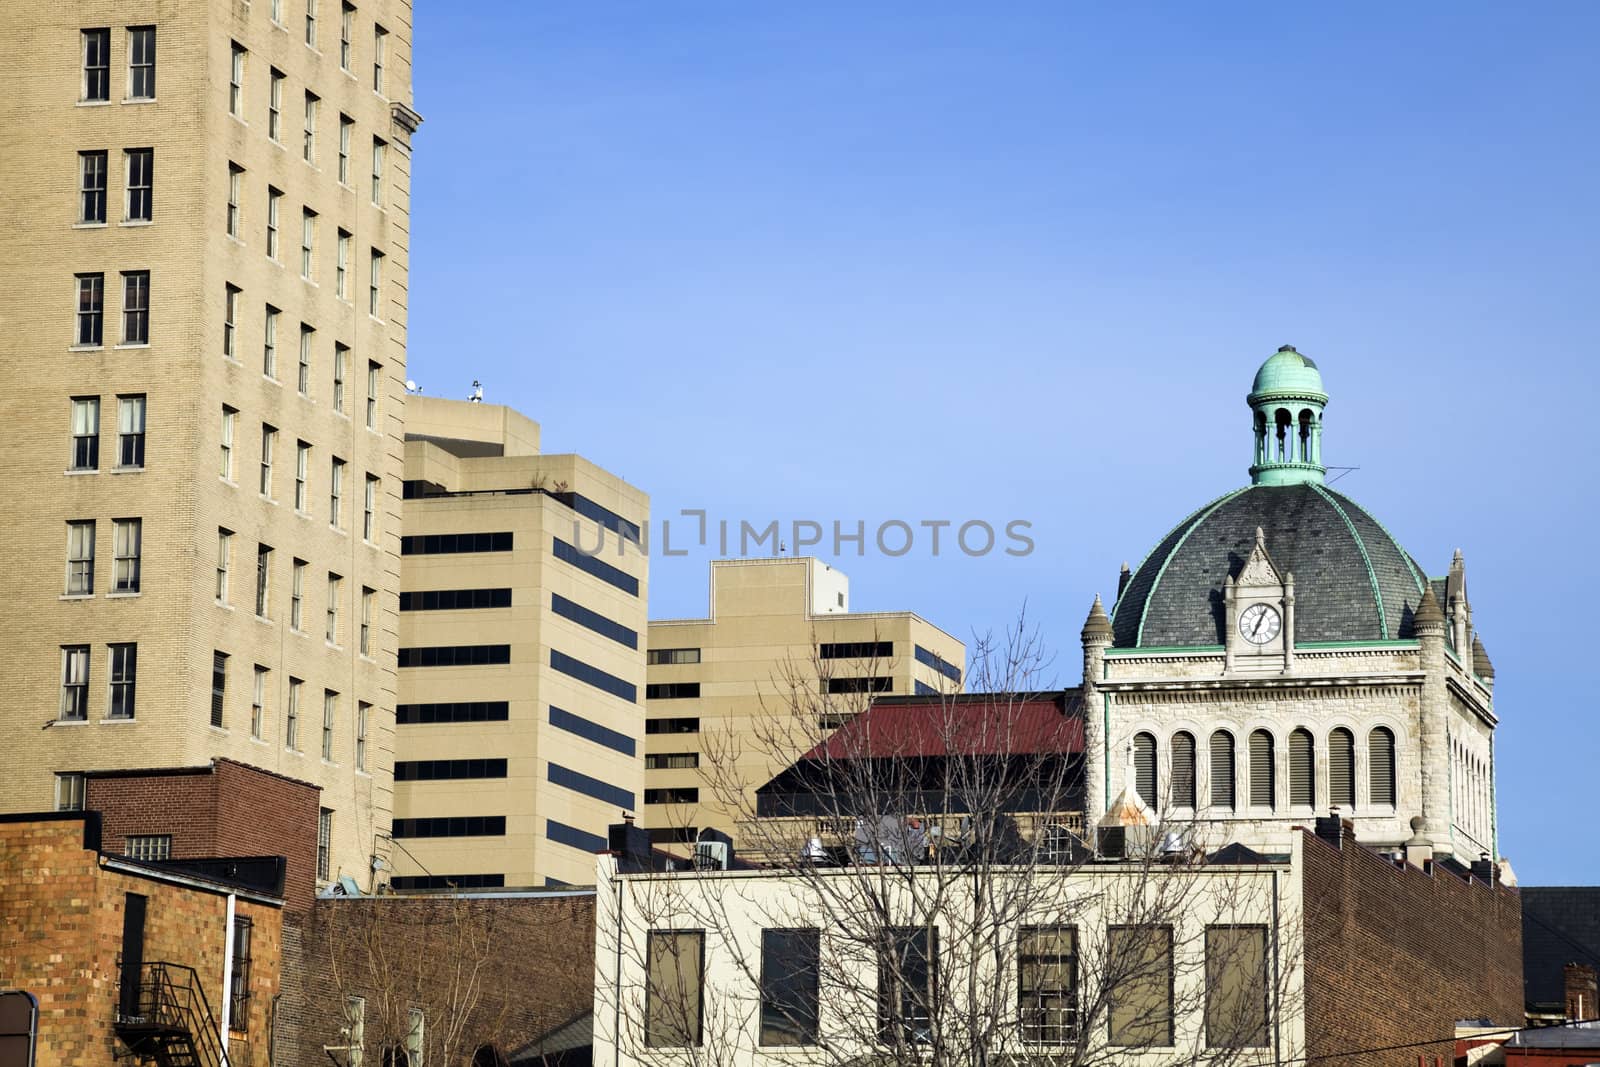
0 0 419 887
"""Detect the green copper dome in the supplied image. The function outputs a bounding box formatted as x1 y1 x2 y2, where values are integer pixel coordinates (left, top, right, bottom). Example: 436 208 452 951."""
1250 345 1328 401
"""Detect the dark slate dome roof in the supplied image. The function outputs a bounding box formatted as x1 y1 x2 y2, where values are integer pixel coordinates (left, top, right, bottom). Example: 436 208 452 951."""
1109 483 1430 649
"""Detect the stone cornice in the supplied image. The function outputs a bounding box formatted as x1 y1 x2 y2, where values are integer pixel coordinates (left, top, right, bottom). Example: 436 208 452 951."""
1100 671 1425 698
1446 675 1498 727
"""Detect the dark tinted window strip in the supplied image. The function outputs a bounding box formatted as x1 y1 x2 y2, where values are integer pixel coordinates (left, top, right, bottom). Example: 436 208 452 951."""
546 818 606 854
391 816 507 838
549 705 635 757
390 873 505 890
827 676 893 694
399 588 512 611
548 762 635 809
551 592 638 649
914 680 939 697
398 644 511 668
394 758 509 781
550 649 636 703
646 682 700 700
820 641 893 660
552 538 638 597
560 492 642 544
645 787 699 805
400 531 513 555
396 701 509 724
914 644 962 683
645 717 699 734
647 826 699 844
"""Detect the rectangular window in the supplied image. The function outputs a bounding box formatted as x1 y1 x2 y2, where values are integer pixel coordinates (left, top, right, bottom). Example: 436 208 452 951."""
338 114 352 184
398 588 512 611
220 406 236 480
397 645 511 668
79 151 107 223
229 915 253 1031
290 559 305 630
71 397 100 469
332 343 348 409
879 928 937 1046
400 531 514 556
335 232 351 299
644 753 699 770
646 683 700 700
394 759 508 782
266 189 281 260
359 587 374 655
117 395 146 468
368 249 383 316
372 25 387 93
227 164 243 238
551 593 636 648
648 648 702 665
362 475 378 541
120 271 149 345
271 0 282 22
263 304 279 377
56 772 87 812
393 816 507 839
305 0 318 47
551 763 635 809
1019 926 1077 1046
106 643 137 719
224 284 240 359
300 211 316 280
550 649 636 702
286 677 302 750
268 69 283 140
1107 925 1174 1047
365 361 380 428
820 640 893 660
1205 926 1269 1049
827 676 892 695
326 573 341 643
124 148 153 221
211 651 228 727
298 324 313 393
645 931 704 1048
125 834 171 862
60 646 90 720
112 519 141 593
295 441 310 511
251 665 268 739
303 91 318 163
643 787 698 806
322 689 336 759
259 424 276 496
370 138 385 205
552 538 639 596
229 43 246 116
915 644 963 683
396 701 510 725
66 520 95 595
125 26 156 99
355 701 369 771
216 529 232 602
317 808 332 880
76 273 104 346
645 717 699 735
760 928 820 1046
329 457 345 526
340 3 354 70
83 29 111 101
255 544 272 618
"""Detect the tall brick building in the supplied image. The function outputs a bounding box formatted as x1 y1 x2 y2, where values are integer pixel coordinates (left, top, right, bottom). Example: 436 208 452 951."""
0 0 421 887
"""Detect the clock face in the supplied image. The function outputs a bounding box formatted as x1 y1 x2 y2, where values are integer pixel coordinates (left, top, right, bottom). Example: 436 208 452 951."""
1238 603 1282 645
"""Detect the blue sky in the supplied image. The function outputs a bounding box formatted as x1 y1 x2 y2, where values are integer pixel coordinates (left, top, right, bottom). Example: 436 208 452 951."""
407 3 1599 882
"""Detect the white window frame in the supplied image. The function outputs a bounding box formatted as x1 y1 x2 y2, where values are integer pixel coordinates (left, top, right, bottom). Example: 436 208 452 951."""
217 528 233 601
112 518 141 594
66 520 96 596
220 406 236 480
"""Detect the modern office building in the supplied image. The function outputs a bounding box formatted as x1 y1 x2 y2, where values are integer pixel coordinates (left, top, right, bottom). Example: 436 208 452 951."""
0 0 420 888
392 396 650 889
643 557 966 848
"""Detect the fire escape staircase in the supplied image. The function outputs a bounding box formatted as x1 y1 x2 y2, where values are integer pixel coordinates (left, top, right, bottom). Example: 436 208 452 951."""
114 962 231 1067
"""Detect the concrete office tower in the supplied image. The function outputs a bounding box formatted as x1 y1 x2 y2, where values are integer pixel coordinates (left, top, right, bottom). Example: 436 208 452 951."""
0 2 420 886
393 396 650 889
644 557 966 848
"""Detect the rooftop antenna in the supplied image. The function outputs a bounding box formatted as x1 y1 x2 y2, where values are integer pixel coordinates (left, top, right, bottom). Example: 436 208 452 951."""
469 379 483 403
1325 465 1359 485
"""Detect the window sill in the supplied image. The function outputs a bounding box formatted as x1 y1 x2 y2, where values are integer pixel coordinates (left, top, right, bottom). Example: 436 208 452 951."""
113 343 151 350
226 234 246 248
73 221 109 230
263 375 281 387
105 591 141 599
271 19 286 31
302 278 320 289
260 494 277 505
110 467 146 475
255 614 274 626
220 477 238 488
99 717 137 725
53 719 91 727
249 736 270 746
210 725 229 734
216 601 235 612
60 594 94 601
69 345 105 353
223 355 243 367
326 642 342 652
229 114 247 126
268 137 284 151
322 759 339 768
286 747 303 756
119 219 154 228
295 509 313 520
122 97 156 106
64 469 98 477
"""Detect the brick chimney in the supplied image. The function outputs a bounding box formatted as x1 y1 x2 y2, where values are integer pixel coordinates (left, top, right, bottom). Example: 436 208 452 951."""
1566 963 1598 1022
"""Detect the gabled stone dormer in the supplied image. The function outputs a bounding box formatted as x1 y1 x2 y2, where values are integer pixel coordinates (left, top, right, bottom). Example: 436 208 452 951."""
1223 527 1295 674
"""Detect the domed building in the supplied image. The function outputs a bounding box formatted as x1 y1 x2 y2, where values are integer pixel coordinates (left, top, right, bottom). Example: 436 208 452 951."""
1080 347 1497 858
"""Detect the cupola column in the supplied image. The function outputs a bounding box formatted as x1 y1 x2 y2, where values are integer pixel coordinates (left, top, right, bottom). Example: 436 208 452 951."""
1247 346 1330 486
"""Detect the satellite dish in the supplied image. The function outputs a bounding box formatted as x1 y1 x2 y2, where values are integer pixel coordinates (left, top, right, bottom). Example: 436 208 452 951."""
404 379 418 392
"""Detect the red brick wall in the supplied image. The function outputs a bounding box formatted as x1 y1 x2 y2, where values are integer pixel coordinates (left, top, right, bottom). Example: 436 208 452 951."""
87 758 321 912
1301 829 1522 1067
0 815 283 1067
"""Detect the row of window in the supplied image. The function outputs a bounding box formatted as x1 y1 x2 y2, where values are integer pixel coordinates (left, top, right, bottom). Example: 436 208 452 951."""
400 531 512 556
393 758 506 781
227 5 390 117
642 922 1267 1050
398 587 511 612
827 676 893 695
219 414 383 541
551 593 638 650
391 816 505 839
76 149 153 226
1130 726 1397 812
71 271 147 347
228 94 386 204
552 538 639 597
644 787 699 806
645 752 699 770
208 653 369 770
57 643 137 721
390 874 504 891
550 705 636 757
216 534 377 651
396 644 510 669
646 682 700 701
549 762 635 810
65 395 145 471
79 27 155 103
225 188 386 311
224 289 388 418
550 649 636 703
819 640 892 661
914 644 962 684
646 717 700 735
395 700 508 724
648 647 701 665
62 519 142 596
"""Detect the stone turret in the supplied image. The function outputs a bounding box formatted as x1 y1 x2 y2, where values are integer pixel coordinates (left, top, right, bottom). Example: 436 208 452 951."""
1081 594 1115 825
1472 634 1495 684
1413 585 1451 852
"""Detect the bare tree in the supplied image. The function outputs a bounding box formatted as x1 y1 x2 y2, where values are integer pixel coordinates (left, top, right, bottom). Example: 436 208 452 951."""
597 612 1303 1065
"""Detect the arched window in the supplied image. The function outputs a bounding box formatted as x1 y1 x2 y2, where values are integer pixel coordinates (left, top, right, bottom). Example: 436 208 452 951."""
1253 410 1268 466
1288 728 1314 807
1329 728 1355 809
1171 731 1196 809
1274 409 1292 461
1132 732 1157 810
1369 727 1396 807
1209 730 1236 811
1249 730 1275 809
1298 408 1315 464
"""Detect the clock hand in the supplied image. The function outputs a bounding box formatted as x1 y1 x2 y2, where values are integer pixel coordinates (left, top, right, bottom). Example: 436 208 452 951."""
1252 612 1265 638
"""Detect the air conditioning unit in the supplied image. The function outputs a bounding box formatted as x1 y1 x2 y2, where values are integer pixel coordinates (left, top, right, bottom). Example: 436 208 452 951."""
693 840 729 871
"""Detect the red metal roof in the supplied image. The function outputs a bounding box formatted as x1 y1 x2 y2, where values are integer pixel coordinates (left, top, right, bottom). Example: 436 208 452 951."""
802 691 1084 761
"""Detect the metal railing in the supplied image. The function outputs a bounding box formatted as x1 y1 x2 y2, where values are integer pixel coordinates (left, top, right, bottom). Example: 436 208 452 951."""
115 961 230 1067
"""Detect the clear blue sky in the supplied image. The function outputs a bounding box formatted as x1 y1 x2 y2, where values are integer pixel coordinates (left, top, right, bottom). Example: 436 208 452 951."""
408 3 1599 883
